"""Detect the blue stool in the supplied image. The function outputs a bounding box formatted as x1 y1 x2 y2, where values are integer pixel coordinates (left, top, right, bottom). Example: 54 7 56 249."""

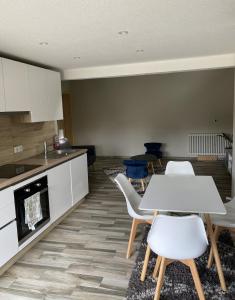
144 142 162 167
123 160 148 191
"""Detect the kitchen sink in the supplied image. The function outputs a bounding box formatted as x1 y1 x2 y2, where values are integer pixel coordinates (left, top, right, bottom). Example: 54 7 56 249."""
35 149 78 159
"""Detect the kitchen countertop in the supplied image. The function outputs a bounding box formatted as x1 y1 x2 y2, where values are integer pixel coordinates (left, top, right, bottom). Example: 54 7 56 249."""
0 149 87 191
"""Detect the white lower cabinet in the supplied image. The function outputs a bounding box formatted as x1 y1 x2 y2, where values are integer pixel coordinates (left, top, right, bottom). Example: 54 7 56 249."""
0 221 18 267
48 161 73 222
70 153 89 204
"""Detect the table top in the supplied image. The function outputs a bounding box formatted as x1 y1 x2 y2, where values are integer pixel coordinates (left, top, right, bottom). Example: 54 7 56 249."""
130 154 157 161
139 175 226 215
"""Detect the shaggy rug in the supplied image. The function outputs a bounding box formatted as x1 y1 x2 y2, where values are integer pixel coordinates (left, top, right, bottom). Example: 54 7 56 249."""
103 166 164 194
126 226 235 300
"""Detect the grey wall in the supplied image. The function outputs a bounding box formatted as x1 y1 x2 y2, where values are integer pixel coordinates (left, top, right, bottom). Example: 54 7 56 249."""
69 69 234 157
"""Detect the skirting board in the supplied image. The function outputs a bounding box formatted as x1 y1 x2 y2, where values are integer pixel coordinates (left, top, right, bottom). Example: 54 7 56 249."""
0 198 85 276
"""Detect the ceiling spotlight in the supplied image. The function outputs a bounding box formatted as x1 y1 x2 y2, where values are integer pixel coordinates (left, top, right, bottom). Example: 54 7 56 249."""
118 30 128 35
73 56 81 59
39 41 48 46
136 49 144 53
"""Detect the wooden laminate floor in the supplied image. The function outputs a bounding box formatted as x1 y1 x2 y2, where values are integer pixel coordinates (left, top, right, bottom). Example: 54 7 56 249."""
0 157 232 300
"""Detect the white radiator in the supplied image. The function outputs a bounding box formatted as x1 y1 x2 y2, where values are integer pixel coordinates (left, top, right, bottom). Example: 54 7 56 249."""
188 133 230 156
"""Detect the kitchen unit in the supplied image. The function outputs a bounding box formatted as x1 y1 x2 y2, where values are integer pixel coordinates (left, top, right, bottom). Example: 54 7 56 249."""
0 150 88 271
0 57 63 122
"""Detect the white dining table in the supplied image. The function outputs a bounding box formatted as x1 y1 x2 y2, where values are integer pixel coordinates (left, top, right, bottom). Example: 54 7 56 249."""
139 174 227 291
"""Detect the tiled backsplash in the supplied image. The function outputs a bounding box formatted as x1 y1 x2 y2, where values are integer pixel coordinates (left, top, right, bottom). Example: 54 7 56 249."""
0 114 57 165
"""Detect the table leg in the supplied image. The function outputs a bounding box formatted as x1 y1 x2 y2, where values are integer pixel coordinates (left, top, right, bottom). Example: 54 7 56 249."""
204 214 227 291
151 162 155 174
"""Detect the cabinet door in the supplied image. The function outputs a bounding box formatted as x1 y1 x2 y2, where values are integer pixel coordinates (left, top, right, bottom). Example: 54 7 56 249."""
0 187 15 228
0 221 18 267
70 154 89 205
46 70 63 121
28 65 48 122
0 58 5 111
2 58 30 111
48 161 72 222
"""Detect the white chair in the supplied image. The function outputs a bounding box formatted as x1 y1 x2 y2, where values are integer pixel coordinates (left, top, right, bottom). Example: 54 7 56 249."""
207 197 235 268
142 215 208 300
114 173 154 258
165 161 195 175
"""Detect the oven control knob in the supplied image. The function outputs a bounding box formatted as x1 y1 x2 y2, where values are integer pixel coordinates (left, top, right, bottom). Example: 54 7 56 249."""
35 183 41 187
24 188 31 193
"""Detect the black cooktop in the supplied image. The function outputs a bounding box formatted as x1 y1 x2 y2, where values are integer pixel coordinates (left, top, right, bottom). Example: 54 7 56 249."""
0 164 41 178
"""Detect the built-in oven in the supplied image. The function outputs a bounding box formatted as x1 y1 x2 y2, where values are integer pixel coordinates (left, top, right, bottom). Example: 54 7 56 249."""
14 176 50 245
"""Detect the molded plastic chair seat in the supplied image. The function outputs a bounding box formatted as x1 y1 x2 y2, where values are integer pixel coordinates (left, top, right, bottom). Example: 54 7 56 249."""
165 161 195 175
141 215 208 300
207 198 235 270
114 173 154 258
210 198 235 228
148 215 208 260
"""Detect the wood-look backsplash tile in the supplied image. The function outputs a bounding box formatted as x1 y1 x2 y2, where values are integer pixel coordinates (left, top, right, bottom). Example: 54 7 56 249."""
0 114 57 165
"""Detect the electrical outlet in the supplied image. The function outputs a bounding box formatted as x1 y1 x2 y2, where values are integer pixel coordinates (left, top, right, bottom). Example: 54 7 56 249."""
13 146 18 154
18 145 23 152
13 145 24 153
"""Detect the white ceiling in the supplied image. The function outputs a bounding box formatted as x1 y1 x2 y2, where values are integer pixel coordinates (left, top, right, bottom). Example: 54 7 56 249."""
0 0 235 76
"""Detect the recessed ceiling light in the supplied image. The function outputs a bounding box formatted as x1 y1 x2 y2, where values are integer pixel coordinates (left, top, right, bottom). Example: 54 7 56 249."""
73 56 81 59
136 49 144 53
118 30 128 35
39 41 48 46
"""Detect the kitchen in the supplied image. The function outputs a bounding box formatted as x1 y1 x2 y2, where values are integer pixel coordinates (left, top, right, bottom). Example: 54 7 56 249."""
0 1 234 300
0 57 89 274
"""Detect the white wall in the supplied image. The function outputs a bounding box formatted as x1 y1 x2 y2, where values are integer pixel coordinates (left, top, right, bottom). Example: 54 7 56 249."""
69 69 234 157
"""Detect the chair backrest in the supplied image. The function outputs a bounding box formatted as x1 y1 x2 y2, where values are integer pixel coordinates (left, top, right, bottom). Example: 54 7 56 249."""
147 215 208 260
144 143 162 150
114 173 142 219
165 161 195 175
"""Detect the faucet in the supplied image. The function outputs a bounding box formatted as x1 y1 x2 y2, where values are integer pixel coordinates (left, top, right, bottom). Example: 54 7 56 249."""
44 141 47 159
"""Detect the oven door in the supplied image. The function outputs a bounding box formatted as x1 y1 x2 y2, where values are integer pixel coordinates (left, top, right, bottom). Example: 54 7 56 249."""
14 176 50 245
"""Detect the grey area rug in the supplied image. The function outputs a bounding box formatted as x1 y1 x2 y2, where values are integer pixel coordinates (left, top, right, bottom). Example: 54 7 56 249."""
126 226 235 300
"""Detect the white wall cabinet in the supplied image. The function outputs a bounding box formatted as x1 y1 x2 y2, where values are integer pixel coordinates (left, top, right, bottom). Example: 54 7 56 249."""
28 66 63 122
0 58 5 111
46 70 63 121
0 56 63 121
48 161 73 222
0 221 18 267
2 58 30 111
70 153 89 205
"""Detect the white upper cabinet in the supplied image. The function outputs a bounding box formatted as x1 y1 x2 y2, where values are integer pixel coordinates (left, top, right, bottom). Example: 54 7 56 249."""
2 58 30 111
46 70 63 121
28 65 63 122
0 58 5 111
0 57 63 121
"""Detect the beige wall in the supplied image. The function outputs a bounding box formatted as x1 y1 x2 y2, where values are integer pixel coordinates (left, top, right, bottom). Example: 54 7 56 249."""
69 69 234 157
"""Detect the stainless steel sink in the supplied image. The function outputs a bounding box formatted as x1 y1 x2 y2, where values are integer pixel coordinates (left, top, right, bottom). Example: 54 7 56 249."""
35 149 78 159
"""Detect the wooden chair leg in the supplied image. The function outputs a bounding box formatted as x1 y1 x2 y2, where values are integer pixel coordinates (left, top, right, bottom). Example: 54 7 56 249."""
140 179 145 192
126 219 138 259
207 225 221 268
205 214 227 291
154 257 167 300
151 162 155 174
158 159 162 167
188 259 205 300
153 255 162 278
141 244 151 281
